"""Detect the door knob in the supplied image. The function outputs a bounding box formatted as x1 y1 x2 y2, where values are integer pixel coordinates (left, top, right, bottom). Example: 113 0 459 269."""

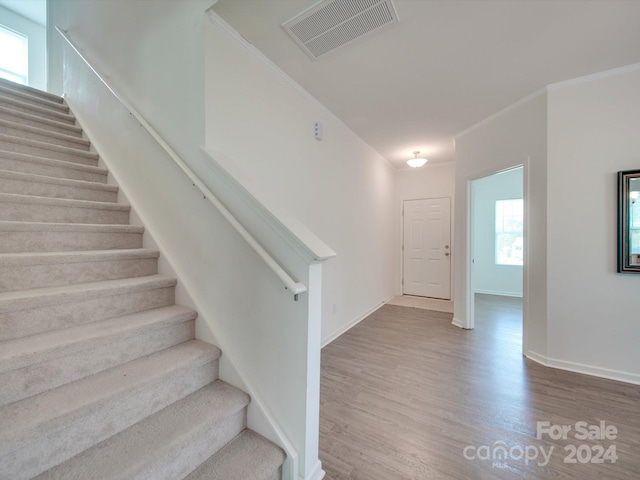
445 252 450 256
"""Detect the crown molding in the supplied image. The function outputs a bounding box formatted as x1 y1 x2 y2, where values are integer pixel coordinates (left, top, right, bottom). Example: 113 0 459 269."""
455 87 547 140
547 62 640 91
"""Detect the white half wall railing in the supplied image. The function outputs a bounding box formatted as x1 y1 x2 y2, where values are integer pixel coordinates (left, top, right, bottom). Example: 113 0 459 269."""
55 26 307 300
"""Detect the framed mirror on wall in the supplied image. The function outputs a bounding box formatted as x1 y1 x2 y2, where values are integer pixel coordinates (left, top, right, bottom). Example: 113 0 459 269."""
618 169 640 273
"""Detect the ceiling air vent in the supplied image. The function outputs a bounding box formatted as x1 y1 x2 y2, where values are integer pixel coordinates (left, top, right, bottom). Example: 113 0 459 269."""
282 0 398 60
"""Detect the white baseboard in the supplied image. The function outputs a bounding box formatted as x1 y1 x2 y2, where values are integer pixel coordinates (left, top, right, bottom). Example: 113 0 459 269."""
451 317 465 329
301 460 325 480
474 289 523 298
523 349 547 366
525 350 640 385
321 294 395 348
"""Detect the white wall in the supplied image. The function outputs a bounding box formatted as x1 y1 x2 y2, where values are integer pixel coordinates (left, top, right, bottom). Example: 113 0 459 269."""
204 15 398 345
455 65 640 384
0 5 46 90
547 67 640 382
454 93 548 358
48 0 207 166
396 162 455 201
472 167 523 297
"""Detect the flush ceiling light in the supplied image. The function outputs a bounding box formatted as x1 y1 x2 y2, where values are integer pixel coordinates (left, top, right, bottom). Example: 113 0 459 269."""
407 151 428 168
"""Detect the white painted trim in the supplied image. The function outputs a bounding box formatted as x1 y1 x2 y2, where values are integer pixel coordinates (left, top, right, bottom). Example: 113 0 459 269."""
548 62 640 91
451 317 465 329
205 9 394 172
200 147 336 263
456 62 640 141
525 351 640 386
455 87 547 139
474 289 523 298
464 178 474 330
321 294 395 347
524 350 547 366
521 158 531 357
301 460 326 480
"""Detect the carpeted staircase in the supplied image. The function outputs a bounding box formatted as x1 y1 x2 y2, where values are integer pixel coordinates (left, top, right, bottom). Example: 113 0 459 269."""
0 77 285 480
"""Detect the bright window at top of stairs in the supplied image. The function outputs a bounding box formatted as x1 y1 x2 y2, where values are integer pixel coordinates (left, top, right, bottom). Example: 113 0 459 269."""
0 24 28 85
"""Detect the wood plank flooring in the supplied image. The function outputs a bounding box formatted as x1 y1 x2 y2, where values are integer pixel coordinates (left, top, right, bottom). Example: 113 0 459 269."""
319 295 640 479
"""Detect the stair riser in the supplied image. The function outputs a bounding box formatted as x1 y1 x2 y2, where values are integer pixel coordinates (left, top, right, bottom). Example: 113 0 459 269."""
0 110 82 137
0 157 107 183
0 139 97 166
0 124 89 151
0 177 117 203
0 202 130 224
0 86 67 112
0 230 143 253
0 257 158 292
129 409 247 480
0 96 75 124
0 285 175 341
2 359 219 480
0 320 195 406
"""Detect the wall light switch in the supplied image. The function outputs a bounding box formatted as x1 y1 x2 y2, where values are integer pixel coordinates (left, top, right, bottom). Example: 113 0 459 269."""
314 121 323 141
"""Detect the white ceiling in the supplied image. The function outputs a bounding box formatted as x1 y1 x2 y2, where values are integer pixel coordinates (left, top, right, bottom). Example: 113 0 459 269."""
212 0 640 169
0 0 46 26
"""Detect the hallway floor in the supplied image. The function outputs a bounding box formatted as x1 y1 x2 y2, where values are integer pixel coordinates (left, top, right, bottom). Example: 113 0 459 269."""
319 295 640 479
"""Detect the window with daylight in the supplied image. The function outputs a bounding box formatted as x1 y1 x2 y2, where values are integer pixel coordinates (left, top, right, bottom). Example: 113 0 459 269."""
0 25 28 85
495 198 523 266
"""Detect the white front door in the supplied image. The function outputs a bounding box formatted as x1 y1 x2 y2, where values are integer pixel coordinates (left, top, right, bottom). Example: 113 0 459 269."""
403 197 451 299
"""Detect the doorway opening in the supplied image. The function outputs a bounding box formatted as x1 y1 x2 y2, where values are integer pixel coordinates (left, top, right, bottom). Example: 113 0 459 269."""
469 167 524 351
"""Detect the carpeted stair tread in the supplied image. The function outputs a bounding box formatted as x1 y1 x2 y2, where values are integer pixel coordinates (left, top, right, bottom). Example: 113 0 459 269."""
0 221 144 253
0 192 129 210
0 275 178 342
0 93 75 124
0 306 197 406
185 430 286 480
0 78 64 104
0 248 158 265
0 305 197 374
0 105 83 137
0 132 98 165
0 117 90 149
0 221 142 234
0 169 117 192
0 84 69 113
35 381 250 480
0 340 221 480
0 274 176 313
0 193 130 224
0 248 160 292
0 150 108 183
